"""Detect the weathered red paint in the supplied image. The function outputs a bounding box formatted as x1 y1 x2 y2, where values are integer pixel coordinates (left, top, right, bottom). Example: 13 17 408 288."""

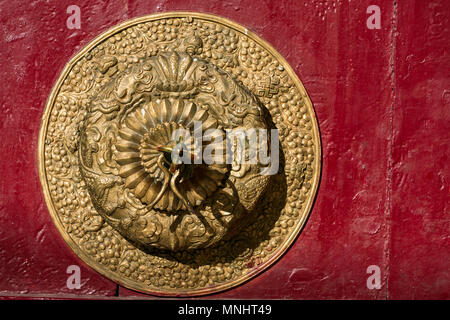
389 0 449 300
0 0 448 299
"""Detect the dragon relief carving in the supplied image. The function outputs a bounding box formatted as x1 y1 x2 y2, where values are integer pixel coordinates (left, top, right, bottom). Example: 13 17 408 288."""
77 36 272 251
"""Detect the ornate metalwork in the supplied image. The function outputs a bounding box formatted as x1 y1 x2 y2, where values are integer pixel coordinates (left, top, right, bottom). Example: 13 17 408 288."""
38 12 321 296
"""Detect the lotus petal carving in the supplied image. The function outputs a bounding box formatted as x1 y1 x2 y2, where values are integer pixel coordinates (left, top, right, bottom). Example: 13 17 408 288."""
115 98 228 212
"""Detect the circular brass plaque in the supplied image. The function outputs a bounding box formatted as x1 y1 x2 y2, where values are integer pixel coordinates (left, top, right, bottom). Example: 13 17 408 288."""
39 12 321 296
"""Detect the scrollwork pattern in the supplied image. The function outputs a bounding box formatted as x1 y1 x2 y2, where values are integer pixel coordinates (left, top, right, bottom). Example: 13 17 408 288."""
39 13 320 296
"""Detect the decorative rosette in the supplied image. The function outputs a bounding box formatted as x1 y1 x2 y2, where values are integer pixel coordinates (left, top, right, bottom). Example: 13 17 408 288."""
114 98 228 212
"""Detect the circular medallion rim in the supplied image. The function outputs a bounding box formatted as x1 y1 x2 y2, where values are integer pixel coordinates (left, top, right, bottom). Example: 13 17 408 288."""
38 11 322 297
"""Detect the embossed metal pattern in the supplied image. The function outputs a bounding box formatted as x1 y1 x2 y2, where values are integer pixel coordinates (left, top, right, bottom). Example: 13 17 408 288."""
38 12 321 296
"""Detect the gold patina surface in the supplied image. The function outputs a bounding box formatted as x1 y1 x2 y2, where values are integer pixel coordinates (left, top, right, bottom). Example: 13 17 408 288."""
38 12 321 296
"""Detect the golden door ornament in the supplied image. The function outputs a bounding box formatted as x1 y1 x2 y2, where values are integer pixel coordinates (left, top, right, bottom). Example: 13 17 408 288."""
38 12 321 296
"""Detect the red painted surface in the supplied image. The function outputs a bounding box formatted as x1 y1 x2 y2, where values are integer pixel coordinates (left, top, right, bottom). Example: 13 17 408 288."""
389 1 449 300
0 0 448 299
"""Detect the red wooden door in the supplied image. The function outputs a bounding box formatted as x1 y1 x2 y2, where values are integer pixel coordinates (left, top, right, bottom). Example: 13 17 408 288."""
0 0 448 299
